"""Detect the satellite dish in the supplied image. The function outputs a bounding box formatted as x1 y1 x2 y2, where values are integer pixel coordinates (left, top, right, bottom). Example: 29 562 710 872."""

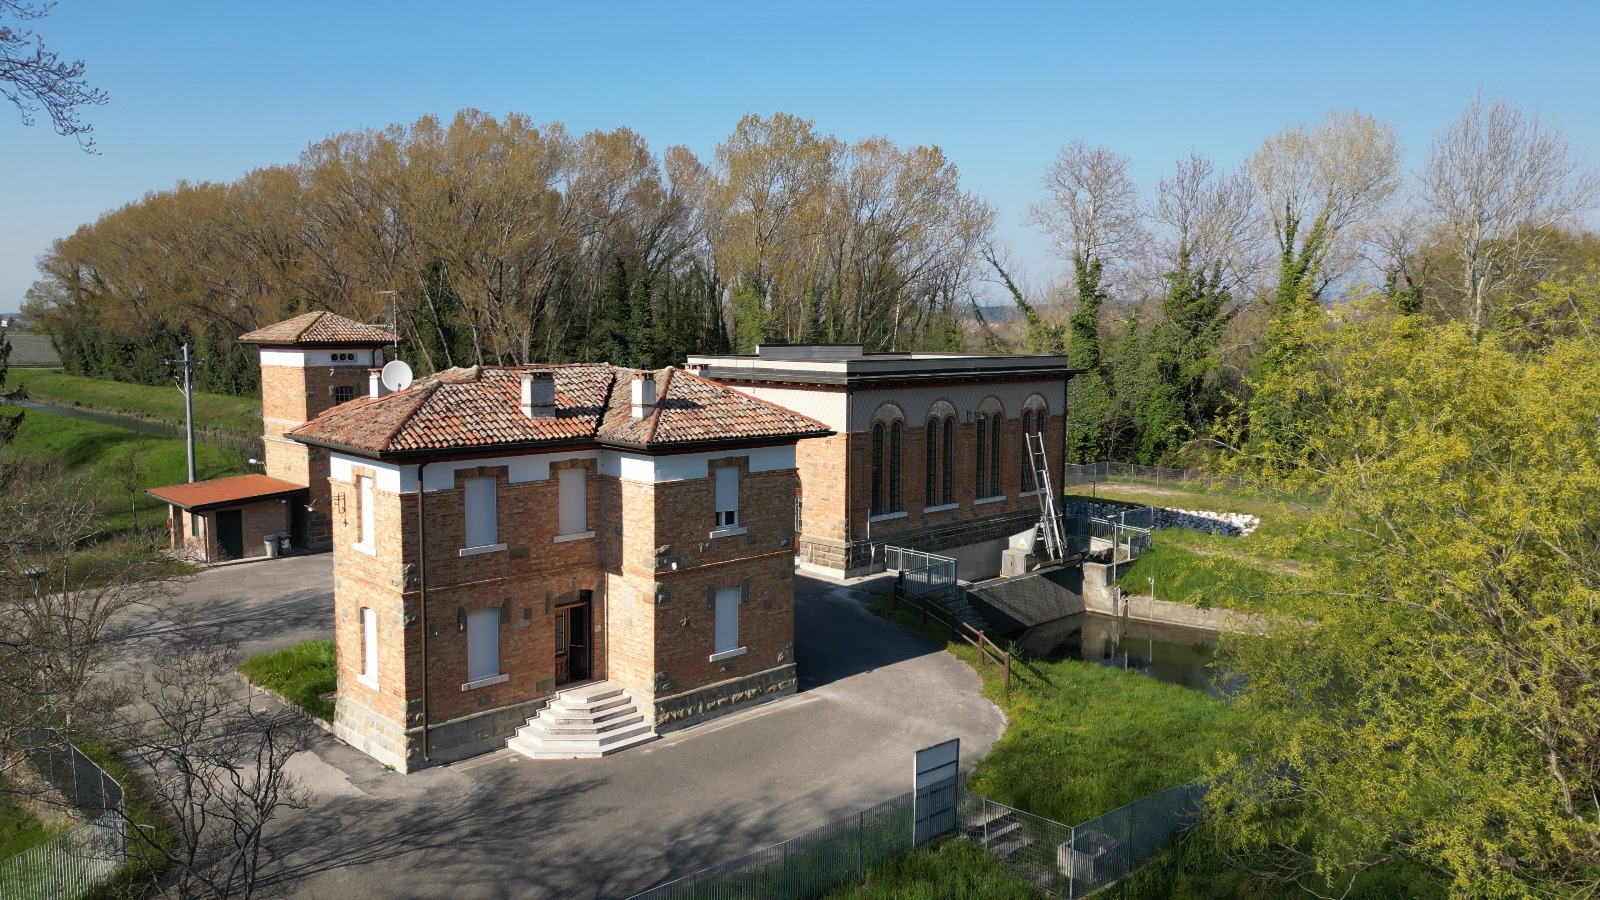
380 360 414 392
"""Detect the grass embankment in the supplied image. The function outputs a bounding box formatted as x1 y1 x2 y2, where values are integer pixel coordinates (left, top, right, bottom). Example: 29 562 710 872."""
13 370 262 435
875 598 1239 825
2 331 61 367
0 789 60 861
238 640 337 722
7 407 248 535
1069 480 1325 613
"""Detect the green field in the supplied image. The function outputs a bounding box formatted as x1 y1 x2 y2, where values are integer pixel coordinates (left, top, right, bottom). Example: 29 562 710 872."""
824 838 1040 899
6 406 248 534
12 370 261 435
2 330 61 367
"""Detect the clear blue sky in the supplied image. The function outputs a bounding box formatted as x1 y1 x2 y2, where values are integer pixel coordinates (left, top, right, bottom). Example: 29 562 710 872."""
4 0 1598 312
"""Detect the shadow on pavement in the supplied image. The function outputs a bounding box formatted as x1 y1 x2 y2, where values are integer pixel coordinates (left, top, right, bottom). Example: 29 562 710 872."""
792 573 942 692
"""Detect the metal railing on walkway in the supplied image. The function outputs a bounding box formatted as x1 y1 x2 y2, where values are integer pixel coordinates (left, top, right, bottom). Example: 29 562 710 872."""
0 730 128 900
881 546 959 604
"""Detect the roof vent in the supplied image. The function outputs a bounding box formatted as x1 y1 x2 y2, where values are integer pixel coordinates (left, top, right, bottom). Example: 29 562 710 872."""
631 372 656 419
521 371 556 418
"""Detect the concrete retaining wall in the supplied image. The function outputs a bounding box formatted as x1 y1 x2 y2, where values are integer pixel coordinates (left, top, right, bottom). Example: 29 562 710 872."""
1082 561 1266 634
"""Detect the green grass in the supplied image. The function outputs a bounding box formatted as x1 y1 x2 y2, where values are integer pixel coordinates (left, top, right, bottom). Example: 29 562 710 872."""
2 331 61 367
875 599 1241 827
6 407 249 534
0 788 60 861
1120 544 1279 612
239 640 337 722
823 838 1042 899
12 370 261 435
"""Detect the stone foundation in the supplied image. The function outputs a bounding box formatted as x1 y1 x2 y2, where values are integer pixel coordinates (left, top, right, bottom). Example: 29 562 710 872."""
334 693 552 773
652 664 797 733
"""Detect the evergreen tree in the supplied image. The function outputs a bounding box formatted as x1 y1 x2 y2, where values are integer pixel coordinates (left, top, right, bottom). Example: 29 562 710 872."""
1063 254 1113 462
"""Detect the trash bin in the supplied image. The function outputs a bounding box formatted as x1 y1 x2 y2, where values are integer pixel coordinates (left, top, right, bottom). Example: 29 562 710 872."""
263 534 281 558
278 533 292 553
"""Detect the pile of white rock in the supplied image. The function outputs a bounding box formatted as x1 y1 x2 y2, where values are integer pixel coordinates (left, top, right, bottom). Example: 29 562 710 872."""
1153 507 1260 537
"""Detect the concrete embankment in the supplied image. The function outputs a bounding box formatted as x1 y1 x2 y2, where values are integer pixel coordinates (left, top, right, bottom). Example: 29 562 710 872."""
1082 561 1266 634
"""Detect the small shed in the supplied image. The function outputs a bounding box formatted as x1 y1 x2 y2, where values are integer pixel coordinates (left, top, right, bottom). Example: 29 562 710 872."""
146 474 307 562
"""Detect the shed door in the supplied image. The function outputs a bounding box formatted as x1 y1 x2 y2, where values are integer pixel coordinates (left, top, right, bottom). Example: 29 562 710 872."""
216 509 244 560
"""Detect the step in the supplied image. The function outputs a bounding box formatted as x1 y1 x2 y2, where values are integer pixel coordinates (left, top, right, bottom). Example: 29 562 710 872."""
520 714 645 738
556 682 626 704
544 705 639 727
547 694 632 717
989 835 1034 859
508 721 656 753
964 806 1015 830
976 821 1021 844
508 728 659 760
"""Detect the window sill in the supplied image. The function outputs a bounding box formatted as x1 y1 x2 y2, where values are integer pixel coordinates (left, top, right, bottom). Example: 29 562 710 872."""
458 542 507 557
1018 489 1042 498
709 646 747 663
922 503 959 514
553 530 595 544
355 674 379 692
352 542 376 557
973 495 1007 506
460 673 509 691
868 511 908 523
709 525 748 539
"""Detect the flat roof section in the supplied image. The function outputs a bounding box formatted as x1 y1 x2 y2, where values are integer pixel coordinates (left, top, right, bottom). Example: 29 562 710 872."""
146 474 307 512
686 349 1080 387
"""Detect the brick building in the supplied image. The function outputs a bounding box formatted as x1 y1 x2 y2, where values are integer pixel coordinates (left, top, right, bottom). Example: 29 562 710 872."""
285 360 830 771
237 311 396 550
686 346 1080 579
147 474 304 562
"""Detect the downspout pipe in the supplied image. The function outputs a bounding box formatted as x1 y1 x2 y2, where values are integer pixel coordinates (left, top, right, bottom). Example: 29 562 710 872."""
415 458 432 763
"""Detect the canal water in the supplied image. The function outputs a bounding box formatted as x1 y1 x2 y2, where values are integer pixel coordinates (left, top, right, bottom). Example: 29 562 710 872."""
1015 612 1235 697
17 399 182 439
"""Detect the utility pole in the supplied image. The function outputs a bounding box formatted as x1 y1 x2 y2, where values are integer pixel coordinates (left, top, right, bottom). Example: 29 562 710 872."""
168 344 199 483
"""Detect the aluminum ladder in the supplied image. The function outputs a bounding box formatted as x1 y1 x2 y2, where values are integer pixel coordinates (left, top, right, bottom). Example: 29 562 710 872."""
1026 431 1068 561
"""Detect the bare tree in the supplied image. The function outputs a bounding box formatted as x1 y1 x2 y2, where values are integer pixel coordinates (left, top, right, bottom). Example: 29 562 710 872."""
1153 152 1259 293
0 459 184 773
1027 140 1145 275
118 636 314 900
1249 109 1401 305
1421 90 1600 337
0 0 107 150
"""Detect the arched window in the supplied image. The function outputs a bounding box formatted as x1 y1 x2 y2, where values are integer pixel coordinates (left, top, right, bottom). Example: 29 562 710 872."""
942 417 954 504
889 421 903 513
925 418 939 507
871 422 885 516
1021 411 1035 492
975 416 987 498
989 413 1002 497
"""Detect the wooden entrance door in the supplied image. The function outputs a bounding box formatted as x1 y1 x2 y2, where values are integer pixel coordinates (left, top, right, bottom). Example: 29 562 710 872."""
555 599 592 685
216 509 244 560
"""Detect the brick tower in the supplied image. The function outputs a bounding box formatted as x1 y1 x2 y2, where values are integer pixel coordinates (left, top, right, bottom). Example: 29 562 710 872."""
238 312 395 549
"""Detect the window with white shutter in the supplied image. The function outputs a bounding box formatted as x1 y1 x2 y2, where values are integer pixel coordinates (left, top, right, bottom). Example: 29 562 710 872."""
558 467 588 534
464 476 498 548
715 466 739 528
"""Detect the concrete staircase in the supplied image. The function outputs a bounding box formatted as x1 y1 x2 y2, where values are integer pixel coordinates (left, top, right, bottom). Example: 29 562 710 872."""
506 681 658 760
937 589 992 634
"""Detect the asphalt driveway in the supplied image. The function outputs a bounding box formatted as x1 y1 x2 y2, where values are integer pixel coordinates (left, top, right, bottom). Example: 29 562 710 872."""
132 557 1005 899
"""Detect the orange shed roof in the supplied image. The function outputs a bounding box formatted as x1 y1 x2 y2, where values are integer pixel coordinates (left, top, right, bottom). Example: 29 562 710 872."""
145 474 306 511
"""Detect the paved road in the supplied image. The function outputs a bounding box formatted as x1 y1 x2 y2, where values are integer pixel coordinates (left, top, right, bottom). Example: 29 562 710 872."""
137 557 1004 899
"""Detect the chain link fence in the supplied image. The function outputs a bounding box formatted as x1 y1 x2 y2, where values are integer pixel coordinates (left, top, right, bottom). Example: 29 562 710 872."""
629 789 919 899
0 730 128 900
961 781 1206 898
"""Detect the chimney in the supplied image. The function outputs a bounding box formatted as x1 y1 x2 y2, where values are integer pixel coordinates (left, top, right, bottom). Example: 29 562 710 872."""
630 372 657 419
521 370 556 418
369 368 386 399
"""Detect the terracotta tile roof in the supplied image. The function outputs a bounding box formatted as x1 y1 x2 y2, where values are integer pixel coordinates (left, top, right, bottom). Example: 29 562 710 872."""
146 474 306 511
290 365 830 456
238 311 395 345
